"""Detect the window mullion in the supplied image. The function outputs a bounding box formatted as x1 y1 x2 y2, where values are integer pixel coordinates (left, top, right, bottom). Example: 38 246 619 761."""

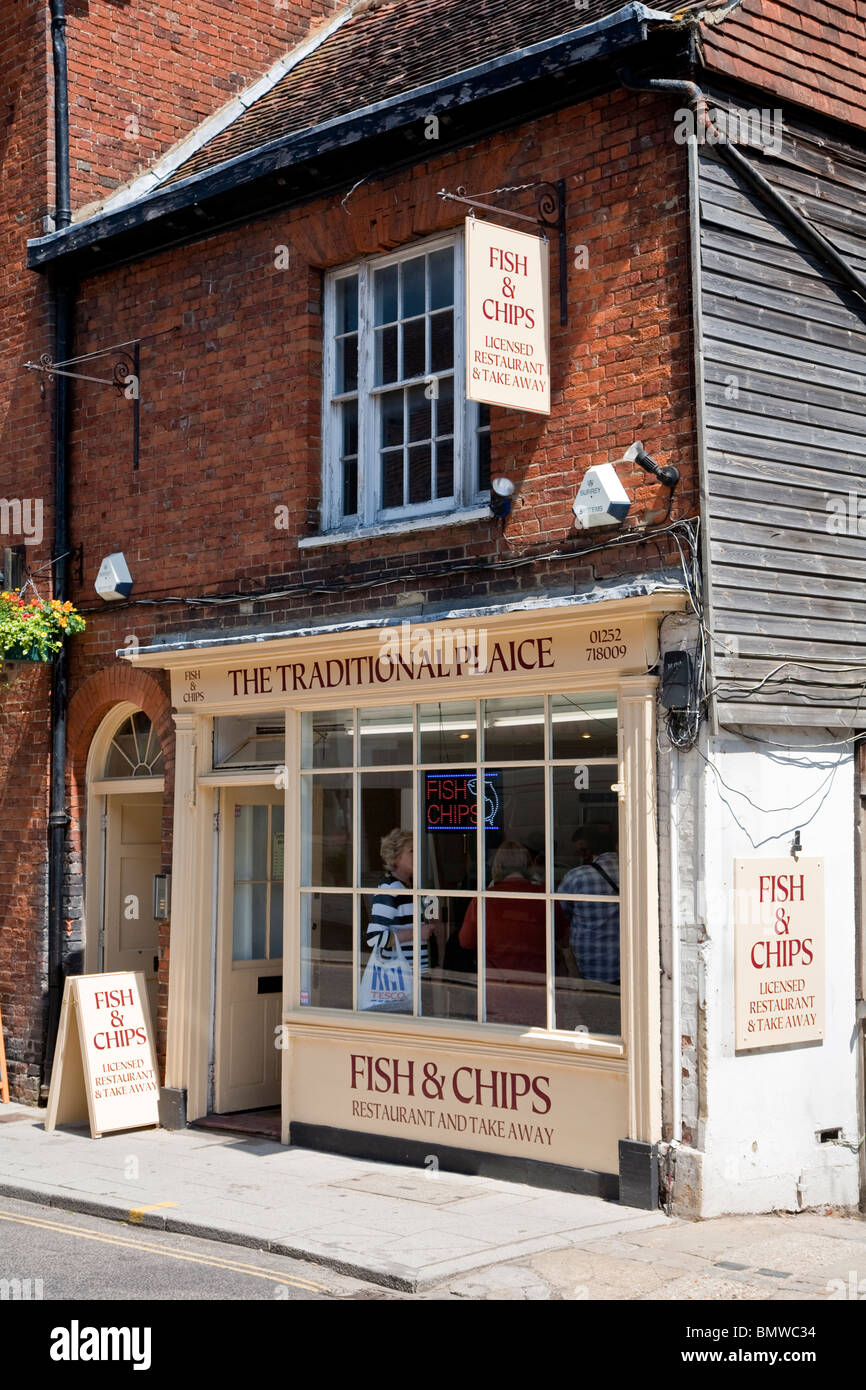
454 228 468 507
359 263 375 528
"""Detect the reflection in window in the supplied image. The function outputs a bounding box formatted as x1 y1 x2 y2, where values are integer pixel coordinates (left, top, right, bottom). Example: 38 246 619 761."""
214 714 285 768
297 694 622 1038
104 711 164 778
232 804 284 962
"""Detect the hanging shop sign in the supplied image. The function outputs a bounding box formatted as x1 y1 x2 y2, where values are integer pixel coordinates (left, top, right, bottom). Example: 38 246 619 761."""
45 972 160 1137
734 858 825 1051
465 217 550 415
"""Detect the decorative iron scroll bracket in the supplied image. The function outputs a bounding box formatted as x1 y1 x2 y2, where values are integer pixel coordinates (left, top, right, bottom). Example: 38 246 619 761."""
438 179 568 326
24 341 141 470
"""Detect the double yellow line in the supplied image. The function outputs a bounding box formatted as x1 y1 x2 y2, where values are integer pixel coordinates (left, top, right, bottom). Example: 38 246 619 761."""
0 1206 330 1294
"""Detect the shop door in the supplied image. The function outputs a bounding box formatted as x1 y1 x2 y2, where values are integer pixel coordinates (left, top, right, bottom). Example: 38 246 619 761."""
215 788 284 1113
104 794 162 1024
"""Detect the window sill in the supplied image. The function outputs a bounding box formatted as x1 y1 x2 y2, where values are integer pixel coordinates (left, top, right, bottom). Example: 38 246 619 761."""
298 506 492 549
282 1007 625 1063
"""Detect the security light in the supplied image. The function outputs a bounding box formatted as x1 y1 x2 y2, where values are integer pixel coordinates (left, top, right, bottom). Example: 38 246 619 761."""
490 476 515 519
624 440 680 488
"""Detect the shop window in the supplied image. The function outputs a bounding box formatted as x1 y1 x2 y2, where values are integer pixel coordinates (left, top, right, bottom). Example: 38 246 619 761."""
322 233 491 531
213 714 286 768
103 711 165 778
298 693 622 1037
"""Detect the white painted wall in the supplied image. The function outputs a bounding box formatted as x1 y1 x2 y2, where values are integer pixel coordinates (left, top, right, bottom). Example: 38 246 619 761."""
675 726 860 1216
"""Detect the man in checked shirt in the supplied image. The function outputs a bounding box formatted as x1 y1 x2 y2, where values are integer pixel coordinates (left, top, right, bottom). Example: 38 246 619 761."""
557 822 620 985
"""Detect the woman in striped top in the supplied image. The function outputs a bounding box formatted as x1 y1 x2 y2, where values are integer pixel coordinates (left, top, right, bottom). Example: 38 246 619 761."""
368 829 432 974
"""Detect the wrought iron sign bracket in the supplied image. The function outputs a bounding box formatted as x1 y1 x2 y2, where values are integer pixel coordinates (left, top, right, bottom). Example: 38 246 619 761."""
438 180 568 325
24 341 141 471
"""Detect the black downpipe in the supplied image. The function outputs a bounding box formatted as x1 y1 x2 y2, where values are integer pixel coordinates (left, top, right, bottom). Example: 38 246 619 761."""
42 0 73 1091
619 72 866 312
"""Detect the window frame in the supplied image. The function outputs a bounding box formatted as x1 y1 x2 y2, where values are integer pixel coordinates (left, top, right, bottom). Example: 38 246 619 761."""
296 692 623 1037
321 229 488 533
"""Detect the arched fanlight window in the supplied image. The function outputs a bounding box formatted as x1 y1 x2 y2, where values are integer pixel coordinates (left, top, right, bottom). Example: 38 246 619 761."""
103 711 164 778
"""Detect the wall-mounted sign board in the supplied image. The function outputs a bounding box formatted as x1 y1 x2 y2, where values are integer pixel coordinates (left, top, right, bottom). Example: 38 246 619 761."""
465 217 550 416
45 972 160 1137
734 858 825 1051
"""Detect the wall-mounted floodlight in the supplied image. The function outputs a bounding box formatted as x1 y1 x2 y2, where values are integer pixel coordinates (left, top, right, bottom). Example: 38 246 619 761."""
624 440 680 488
490 476 515 519
95 552 132 602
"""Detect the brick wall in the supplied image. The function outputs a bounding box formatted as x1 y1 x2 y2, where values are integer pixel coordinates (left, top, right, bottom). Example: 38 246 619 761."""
66 87 697 666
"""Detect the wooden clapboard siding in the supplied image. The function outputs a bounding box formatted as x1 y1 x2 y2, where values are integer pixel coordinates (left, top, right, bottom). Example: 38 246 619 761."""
699 103 866 728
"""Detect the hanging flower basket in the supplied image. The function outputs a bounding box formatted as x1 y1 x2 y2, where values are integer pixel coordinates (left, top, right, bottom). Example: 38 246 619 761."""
0 590 86 663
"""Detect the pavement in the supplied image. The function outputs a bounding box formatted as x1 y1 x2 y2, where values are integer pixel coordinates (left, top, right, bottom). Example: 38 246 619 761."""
1 1101 865 1297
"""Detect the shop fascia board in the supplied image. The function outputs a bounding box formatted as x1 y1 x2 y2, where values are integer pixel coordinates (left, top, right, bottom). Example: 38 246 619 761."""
26 4 679 276
123 590 689 671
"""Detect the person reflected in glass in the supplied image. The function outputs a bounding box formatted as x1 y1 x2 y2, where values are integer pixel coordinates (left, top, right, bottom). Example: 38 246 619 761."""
557 822 620 984
368 829 435 977
459 841 566 1026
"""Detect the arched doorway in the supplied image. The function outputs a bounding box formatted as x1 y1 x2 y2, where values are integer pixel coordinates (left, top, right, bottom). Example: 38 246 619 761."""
85 704 165 1023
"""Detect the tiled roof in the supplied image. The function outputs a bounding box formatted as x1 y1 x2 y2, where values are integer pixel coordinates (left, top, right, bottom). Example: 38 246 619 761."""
700 0 866 132
161 0 693 188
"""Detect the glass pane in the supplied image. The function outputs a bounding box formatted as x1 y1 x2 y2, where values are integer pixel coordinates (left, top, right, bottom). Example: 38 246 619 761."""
214 715 285 768
418 699 477 763
337 333 357 393
300 893 353 1010
301 773 353 888
374 264 398 325
407 384 431 443
418 894 478 1022
435 439 453 498
419 770 479 890
474 892 547 1028
401 255 425 318
302 708 354 769
341 399 358 457
552 765 619 890
430 308 453 372
336 274 358 333
402 317 425 379
408 444 431 503
359 771 413 886
555 897 620 1036
484 696 545 762
381 449 403 509
360 892 416 1015
429 247 453 310
233 881 267 961
269 882 284 959
380 389 403 447
435 376 453 436
483 767 545 887
376 324 398 384
551 691 618 759
359 706 413 767
476 426 491 493
342 455 358 517
233 803 268 880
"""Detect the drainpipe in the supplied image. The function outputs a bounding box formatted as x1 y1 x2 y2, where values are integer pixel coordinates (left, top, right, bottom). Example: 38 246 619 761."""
619 73 866 311
42 0 74 1091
